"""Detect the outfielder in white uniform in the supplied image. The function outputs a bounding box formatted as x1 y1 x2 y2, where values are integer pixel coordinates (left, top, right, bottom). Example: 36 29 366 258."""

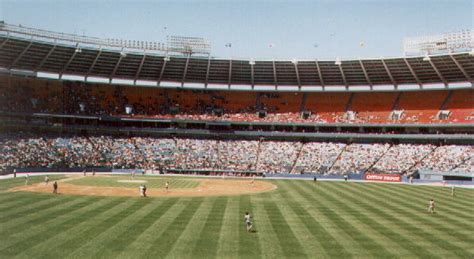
244 212 253 232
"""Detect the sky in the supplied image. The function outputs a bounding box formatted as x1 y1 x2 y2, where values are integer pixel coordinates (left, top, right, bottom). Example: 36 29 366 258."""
0 0 472 60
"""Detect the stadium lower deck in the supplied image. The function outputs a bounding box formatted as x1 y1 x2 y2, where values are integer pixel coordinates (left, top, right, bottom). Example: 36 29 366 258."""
1 134 472 176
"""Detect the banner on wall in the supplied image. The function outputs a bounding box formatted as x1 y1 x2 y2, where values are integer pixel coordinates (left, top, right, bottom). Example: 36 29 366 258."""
364 173 401 182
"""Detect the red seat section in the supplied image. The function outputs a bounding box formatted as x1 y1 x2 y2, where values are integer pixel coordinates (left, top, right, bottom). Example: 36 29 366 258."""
1 75 472 124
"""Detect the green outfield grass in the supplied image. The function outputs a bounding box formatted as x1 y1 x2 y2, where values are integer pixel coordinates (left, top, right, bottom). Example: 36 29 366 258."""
67 175 200 189
0 175 473 258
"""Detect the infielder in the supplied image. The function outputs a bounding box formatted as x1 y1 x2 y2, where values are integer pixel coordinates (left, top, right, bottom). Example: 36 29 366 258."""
139 185 147 197
53 181 58 194
44 175 50 185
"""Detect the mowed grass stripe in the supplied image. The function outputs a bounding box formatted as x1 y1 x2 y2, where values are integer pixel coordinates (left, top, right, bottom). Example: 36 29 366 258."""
409 185 474 206
298 182 401 259
66 198 151 258
145 198 205 258
238 195 262 258
165 197 222 258
273 184 359 258
191 197 228 258
281 181 358 258
215 197 240 258
64 198 154 258
338 182 473 258
371 183 474 227
14 197 127 258
0 196 108 257
262 196 308 258
277 181 351 258
0 194 75 222
373 183 474 219
296 182 400 258
399 184 474 209
81 198 180 258
0 191 38 204
288 180 396 258
320 182 442 259
114 198 185 259
250 193 286 258
354 183 474 245
31 198 140 258
0 196 91 236
0 194 60 219
83 200 175 258
372 183 473 215
270 186 323 258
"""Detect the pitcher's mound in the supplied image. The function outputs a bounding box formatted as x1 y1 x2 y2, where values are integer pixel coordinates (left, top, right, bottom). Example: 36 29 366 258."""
10 177 277 197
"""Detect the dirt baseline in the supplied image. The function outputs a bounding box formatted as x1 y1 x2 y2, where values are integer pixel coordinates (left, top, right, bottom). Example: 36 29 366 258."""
10 177 277 197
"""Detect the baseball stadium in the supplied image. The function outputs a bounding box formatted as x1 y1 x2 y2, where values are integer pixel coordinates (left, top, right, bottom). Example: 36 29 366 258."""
0 1 473 258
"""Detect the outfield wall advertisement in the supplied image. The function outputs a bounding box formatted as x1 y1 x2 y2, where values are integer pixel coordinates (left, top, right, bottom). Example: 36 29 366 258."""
364 173 401 182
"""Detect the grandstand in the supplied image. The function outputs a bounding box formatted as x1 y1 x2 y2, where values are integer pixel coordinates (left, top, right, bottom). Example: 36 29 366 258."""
0 22 473 178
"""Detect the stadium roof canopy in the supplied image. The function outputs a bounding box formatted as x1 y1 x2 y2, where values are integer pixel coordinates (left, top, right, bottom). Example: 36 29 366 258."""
1 22 473 91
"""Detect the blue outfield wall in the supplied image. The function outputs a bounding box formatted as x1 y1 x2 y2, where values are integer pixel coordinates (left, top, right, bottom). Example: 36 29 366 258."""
265 173 364 180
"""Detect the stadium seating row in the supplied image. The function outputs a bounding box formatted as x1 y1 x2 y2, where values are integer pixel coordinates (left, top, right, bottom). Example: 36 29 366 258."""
1 76 473 124
1 134 472 174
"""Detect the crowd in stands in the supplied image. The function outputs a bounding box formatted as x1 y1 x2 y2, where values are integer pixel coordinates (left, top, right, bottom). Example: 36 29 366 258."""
328 143 391 174
2 77 473 124
1 133 472 174
413 145 472 172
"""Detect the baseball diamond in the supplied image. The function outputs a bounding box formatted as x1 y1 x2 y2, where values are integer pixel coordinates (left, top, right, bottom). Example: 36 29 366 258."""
0 175 473 258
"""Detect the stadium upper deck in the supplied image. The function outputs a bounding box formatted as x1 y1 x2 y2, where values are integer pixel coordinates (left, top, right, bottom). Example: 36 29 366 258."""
1 22 473 91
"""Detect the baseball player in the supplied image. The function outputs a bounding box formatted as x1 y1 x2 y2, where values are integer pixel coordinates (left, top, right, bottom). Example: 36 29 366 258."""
25 174 29 185
53 181 58 194
44 175 50 185
428 199 435 214
244 212 253 232
451 186 456 197
165 181 169 193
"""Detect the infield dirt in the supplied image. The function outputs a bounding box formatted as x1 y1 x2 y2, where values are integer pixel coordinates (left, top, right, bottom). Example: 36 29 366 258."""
9 175 277 197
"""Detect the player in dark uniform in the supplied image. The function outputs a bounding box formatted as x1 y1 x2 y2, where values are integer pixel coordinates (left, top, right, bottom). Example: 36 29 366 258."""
53 181 58 194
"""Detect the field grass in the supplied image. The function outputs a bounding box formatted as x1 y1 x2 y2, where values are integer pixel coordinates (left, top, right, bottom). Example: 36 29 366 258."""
67 175 200 189
0 175 473 258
